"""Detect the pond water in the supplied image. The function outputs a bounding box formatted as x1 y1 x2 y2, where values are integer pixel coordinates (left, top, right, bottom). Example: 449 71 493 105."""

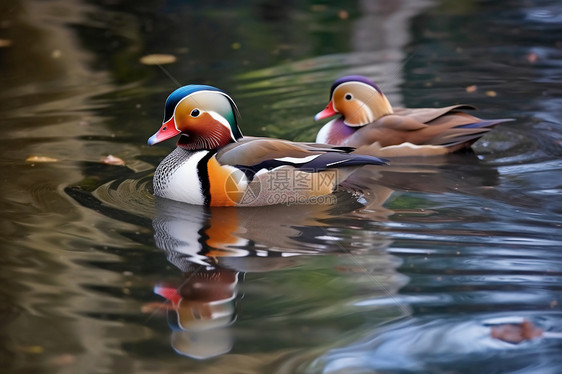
1 0 561 373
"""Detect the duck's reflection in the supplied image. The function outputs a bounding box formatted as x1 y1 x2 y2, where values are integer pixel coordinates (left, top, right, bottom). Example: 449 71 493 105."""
143 151 504 360
151 197 362 266
145 196 400 359
352 151 499 193
147 266 239 359
344 151 502 217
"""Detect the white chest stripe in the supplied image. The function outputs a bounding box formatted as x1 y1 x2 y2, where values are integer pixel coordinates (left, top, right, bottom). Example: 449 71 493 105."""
163 151 208 205
316 120 336 143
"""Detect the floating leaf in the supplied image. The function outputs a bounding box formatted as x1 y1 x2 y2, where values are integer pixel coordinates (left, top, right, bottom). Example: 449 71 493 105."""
17 345 44 354
26 155 58 163
485 90 497 97
139 54 177 65
465 85 477 93
102 155 125 166
526 52 539 63
48 354 76 366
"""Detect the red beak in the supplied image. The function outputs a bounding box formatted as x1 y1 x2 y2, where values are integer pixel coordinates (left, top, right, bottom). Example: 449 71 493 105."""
154 284 181 307
147 117 181 145
314 101 338 121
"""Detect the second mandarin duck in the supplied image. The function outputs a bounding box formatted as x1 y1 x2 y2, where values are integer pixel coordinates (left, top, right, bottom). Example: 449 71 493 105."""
148 84 387 207
314 75 513 157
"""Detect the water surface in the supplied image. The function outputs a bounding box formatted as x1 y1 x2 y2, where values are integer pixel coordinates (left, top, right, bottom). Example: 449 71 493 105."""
0 0 561 373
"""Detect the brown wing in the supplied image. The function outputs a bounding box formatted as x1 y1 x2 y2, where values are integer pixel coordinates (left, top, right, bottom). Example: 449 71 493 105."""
393 105 477 123
346 105 502 148
216 136 349 166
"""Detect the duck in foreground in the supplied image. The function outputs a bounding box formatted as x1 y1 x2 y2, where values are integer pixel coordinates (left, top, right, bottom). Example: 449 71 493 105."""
148 85 387 207
314 75 513 157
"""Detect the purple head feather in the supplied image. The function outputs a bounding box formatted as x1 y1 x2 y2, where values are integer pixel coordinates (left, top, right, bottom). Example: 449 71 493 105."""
329 75 382 99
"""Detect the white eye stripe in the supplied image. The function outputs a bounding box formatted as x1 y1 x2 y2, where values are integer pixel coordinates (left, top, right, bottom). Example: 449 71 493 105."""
357 99 374 122
344 98 375 126
208 111 236 141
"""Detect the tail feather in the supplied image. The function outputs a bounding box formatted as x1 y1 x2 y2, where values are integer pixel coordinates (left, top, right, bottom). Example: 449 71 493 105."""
434 118 514 147
457 118 514 129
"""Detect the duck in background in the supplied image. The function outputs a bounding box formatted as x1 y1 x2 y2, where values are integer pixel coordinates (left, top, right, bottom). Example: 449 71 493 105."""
314 75 513 157
148 84 387 207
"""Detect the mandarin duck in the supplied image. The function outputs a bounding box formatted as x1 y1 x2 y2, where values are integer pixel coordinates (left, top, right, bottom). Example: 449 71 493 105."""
314 75 513 157
148 85 387 207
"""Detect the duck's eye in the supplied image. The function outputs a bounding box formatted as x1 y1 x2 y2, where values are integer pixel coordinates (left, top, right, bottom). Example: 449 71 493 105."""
345 93 353 101
190 108 201 117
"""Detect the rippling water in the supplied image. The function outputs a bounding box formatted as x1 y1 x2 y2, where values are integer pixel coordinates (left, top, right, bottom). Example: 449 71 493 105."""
1 0 561 373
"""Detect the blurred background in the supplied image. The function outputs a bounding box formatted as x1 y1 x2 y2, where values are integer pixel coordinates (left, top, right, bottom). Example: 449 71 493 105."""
0 1 561 373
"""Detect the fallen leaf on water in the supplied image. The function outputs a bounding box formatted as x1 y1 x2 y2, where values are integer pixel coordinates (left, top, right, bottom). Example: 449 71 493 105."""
139 54 177 65
485 90 497 97
490 319 543 343
526 52 539 63
26 156 58 163
17 345 44 354
102 155 125 166
48 354 76 366
465 85 477 93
